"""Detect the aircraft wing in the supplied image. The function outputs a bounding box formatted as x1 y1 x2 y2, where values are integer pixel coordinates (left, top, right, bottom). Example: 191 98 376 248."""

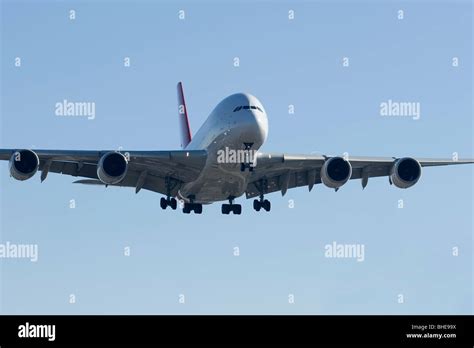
245 153 474 198
0 149 207 195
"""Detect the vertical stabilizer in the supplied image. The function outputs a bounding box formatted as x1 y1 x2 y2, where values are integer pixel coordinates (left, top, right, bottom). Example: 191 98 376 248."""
177 82 192 148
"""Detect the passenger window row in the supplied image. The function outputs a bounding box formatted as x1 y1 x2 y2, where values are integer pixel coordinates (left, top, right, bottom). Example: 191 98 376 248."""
233 105 263 112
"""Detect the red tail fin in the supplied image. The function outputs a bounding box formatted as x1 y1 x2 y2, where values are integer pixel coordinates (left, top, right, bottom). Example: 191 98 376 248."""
177 82 192 148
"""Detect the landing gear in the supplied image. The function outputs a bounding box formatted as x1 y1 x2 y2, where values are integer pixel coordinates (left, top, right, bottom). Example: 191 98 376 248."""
160 197 177 210
253 198 271 212
221 197 242 215
183 203 202 214
253 179 271 212
222 204 242 215
240 142 255 172
182 195 203 214
253 199 261 211
161 177 179 210
240 163 254 172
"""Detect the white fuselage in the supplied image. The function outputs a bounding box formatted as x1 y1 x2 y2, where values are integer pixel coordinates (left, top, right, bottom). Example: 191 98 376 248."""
179 93 268 203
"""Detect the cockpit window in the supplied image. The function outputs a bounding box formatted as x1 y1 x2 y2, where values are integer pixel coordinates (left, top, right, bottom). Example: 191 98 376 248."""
233 105 263 112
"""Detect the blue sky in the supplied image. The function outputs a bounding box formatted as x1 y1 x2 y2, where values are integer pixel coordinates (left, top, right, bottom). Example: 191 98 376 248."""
0 0 472 314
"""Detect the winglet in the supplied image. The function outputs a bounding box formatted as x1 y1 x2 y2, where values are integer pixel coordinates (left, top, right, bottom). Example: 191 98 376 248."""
177 82 192 148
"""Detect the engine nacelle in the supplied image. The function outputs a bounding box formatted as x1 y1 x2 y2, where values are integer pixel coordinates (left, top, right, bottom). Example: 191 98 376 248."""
9 150 40 181
97 152 128 185
390 157 422 189
321 156 352 189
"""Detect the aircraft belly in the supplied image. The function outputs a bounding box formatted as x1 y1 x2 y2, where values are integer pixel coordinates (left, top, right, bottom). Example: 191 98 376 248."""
179 112 264 203
179 136 256 203
179 162 250 203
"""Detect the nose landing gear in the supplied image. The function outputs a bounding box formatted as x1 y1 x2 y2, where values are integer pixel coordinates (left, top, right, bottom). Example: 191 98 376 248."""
240 142 255 172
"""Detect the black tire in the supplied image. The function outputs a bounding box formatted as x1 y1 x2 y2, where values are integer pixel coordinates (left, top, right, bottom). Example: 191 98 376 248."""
253 200 261 211
234 204 242 215
222 204 230 214
263 200 271 212
183 204 191 214
170 198 177 210
160 197 167 210
195 204 203 214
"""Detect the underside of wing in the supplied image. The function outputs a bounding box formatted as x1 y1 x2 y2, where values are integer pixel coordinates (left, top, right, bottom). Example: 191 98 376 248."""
0 149 207 196
245 153 474 198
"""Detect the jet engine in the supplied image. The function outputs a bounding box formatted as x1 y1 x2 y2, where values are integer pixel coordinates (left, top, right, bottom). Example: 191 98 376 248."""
9 149 40 181
97 152 128 185
321 156 352 188
390 157 422 189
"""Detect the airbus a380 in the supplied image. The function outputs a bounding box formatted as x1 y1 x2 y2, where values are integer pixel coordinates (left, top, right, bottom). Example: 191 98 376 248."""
1 82 473 214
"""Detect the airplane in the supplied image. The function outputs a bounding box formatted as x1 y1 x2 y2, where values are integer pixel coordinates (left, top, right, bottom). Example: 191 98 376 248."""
0 82 473 215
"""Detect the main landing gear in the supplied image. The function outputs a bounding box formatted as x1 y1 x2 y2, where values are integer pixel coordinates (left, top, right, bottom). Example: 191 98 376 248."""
183 195 203 214
160 197 177 210
222 196 242 215
253 197 271 212
161 176 179 210
253 178 271 212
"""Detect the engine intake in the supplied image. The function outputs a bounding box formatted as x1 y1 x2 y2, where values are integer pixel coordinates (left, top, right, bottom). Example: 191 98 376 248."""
321 156 352 188
9 150 40 181
97 152 128 185
390 157 422 189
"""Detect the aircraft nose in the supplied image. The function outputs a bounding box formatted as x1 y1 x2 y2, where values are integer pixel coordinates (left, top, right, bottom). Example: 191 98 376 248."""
253 109 268 141
239 108 268 148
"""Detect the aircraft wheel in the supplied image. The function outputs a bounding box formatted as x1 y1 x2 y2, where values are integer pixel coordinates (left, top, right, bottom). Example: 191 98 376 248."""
194 204 203 214
222 204 230 215
160 197 168 210
233 204 242 215
263 199 271 212
170 198 177 210
253 199 261 212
